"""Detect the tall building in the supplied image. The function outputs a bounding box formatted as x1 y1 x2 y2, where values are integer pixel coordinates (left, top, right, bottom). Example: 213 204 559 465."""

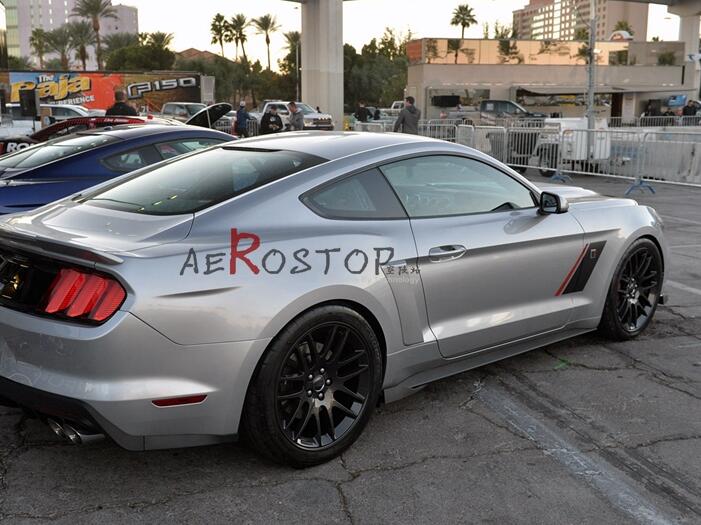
513 0 648 42
6 0 138 69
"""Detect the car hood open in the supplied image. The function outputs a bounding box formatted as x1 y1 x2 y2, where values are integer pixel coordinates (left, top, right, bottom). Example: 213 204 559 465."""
185 102 233 129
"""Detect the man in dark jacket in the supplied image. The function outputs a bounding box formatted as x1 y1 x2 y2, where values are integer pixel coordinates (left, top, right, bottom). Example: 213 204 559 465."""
682 100 698 117
393 96 421 134
105 91 137 116
236 101 251 137
355 101 370 123
260 106 283 134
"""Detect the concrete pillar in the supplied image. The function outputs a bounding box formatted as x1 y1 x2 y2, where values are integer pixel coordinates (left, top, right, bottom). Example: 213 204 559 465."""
300 0 344 129
669 1 701 99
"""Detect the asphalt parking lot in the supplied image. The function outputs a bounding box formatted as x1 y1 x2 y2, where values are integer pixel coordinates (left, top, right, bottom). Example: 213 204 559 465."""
0 173 700 524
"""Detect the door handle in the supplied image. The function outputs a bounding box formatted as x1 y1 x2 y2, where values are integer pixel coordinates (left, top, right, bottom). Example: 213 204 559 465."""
428 245 467 262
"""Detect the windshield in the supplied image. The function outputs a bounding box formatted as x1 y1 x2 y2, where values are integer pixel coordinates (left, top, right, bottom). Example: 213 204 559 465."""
83 147 326 215
0 133 119 170
186 104 207 116
296 103 317 115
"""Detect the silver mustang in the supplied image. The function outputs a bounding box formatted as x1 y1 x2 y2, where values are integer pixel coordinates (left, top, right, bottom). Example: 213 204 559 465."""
0 132 666 467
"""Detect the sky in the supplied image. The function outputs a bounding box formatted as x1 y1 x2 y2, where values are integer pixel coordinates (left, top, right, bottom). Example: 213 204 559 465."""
124 0 682 71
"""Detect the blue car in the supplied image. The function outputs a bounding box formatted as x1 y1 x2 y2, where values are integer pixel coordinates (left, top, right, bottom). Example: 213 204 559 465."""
0 124 233 215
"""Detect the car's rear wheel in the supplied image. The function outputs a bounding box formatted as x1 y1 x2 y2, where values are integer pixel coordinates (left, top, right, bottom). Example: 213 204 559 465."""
243 305 383 467
599 238 663 340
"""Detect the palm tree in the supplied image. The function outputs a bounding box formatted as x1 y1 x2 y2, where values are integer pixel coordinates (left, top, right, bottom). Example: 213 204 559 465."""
103 31 138 58
451 4 477 39
71 0 117 70
67 21 95 70
447 38 461 64
29 28 49 69
8 55 33 70
210 13 228 57
147 32 174 49
46 26 76 69
613 20 634 36
252 14 280 70
229 14 249 64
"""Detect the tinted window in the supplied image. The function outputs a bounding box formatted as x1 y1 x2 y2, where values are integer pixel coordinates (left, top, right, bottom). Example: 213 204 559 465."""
84 147 325 215
51 106 77 117
381 155 535 218
304 168 407 220
155 138 225 160
103 145 161 172
162 105 174 115
186 104 206 116
0 134 119 170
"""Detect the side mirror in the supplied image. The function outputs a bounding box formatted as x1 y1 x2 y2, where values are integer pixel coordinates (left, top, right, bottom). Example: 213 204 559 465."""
539 191 569 214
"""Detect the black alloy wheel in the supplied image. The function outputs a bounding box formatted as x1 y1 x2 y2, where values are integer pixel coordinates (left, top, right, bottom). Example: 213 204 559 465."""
243 305 382 467
599 238 663 340
276 322 371 449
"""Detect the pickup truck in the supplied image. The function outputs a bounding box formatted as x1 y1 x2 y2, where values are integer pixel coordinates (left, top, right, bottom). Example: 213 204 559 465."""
249 101 334 131
448 100 546 125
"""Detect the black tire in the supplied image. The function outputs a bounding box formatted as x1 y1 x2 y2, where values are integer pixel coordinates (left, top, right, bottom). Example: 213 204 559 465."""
598 238 663 340
242 305 383 468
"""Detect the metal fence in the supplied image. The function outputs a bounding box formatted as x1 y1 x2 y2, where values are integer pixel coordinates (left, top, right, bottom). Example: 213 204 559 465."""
607 115 701 128
418 122 701 192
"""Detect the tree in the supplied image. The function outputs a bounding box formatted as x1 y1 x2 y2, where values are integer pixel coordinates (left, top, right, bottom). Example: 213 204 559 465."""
105 32 175 71
574 27 589 41
210 13 228 57
8 55 33 70
252 14 280 70
29 28 49 69
613 20 634 36
230 14 249 64
147 32 174 49
280 31 301 95
103 32 138 54
67 21 95 70
46 26 76 69
71 0 117 70
482 22 490 39
651 36 661 42
447 38 461 64
451 4 477 39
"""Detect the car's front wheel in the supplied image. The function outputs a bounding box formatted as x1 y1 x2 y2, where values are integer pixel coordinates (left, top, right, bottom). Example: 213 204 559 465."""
243 305 383 467
599 238 663 340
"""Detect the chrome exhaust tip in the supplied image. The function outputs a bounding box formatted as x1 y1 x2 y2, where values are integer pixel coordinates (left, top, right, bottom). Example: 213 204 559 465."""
62 423 104 445
47 418 66 439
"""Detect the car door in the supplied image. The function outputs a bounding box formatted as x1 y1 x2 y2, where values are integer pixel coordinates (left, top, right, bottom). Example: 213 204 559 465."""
380 154 585 359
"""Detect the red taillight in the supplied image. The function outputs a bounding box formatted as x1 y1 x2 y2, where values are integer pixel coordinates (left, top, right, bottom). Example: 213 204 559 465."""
43 268 126 323
152 395 207 407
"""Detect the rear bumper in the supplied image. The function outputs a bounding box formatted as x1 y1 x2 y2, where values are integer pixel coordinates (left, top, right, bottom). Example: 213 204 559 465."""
0 307 271 450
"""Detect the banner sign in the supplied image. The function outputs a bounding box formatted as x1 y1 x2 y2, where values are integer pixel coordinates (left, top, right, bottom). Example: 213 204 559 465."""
0 71 202 112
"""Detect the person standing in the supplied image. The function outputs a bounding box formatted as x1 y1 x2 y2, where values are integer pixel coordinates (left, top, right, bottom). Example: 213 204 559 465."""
682 100 698 117
236 101 251 137
260 105 283 134
288 101 304 131
355 101 370 123
105 91 137 116
393 96 421 134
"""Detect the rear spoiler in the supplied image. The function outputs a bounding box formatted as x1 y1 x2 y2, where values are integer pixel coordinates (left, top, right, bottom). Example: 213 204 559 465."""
0 223 123 266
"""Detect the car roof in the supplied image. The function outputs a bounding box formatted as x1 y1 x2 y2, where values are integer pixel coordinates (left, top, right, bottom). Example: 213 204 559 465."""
228 131 438 161
88 124 227 139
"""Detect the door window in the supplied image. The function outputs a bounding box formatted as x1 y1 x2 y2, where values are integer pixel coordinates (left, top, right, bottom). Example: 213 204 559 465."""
381 155 535 218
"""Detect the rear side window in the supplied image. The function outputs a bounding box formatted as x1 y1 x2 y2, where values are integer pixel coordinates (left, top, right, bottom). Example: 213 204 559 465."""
103 145 162 172
84 147 325 215
303 168 407 220
155 138 225 159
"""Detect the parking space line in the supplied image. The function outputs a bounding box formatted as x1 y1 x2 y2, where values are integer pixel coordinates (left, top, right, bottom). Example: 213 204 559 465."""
478 386 675 525
666 280 701 298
